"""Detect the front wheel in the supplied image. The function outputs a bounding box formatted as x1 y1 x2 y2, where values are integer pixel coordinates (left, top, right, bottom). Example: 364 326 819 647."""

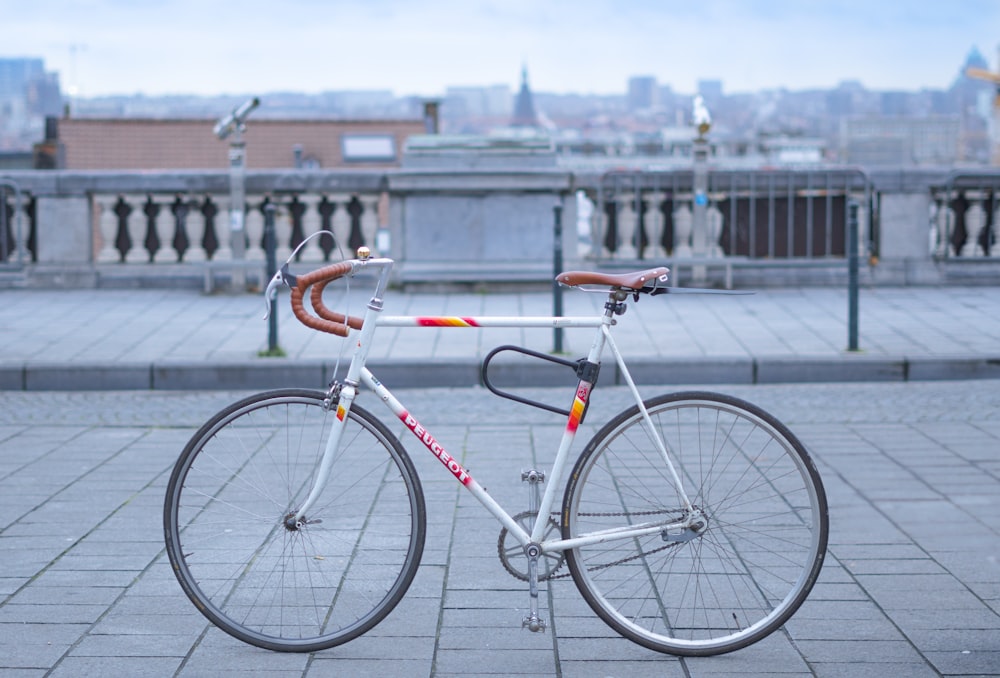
562 391 827 656
163 389 426 652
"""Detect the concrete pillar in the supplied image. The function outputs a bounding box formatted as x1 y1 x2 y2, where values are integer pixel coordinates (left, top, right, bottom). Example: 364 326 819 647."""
877 191 942 284
34 196 91 263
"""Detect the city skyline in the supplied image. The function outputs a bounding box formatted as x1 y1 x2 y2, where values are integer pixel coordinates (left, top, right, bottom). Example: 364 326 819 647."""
2 1 998 99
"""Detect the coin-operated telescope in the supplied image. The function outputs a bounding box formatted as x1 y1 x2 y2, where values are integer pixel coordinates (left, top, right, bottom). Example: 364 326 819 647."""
214 97 260 290
214 97 260 140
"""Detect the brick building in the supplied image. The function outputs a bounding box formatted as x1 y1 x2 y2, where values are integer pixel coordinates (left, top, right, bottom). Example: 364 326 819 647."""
50 117 426 170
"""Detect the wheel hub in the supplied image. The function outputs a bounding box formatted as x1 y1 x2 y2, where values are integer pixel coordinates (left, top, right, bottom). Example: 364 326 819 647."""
284 512 302 531
662 507 709 543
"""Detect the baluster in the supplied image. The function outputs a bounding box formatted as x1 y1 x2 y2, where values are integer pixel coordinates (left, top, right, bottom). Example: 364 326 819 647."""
673 202 694 258
576 190 596 259
346 195 366 250
153 198 177 263
16 193 33 262
962 195 985 257
124 194 149 263
988 193 999 257
945 205 958 257
931 195 951 257
184 197 208 262
298 194 324 262
212 196 232 260
360 194 380 252
331 194 352 257
617 193 638 259
316 196 337 259
275 203 293 262
600 198 617 258
706 203 724 257
646 191 666 259
95 194 122 263
244 198 265 260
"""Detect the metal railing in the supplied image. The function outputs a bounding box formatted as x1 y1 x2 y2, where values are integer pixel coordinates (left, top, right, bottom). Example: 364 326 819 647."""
588 167 874 264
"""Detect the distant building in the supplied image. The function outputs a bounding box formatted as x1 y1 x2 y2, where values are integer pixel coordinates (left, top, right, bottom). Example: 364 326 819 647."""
511 66 539 128
0 57 63 151
840 116 961 165
445 85 512 118
627 76 658 111
697 79 724 104
53 117 426 170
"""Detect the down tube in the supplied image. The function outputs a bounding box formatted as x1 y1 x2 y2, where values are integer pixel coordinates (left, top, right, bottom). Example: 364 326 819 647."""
359 368 530 545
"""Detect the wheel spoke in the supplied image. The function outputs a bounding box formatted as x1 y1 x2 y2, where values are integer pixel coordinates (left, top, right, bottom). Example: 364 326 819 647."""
564 392 827 656
164 390 426 652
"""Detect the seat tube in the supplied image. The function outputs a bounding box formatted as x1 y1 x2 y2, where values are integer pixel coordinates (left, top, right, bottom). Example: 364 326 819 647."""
530 314 610 542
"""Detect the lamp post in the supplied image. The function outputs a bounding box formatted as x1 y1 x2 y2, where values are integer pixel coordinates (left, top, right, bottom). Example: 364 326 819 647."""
691 95 712 283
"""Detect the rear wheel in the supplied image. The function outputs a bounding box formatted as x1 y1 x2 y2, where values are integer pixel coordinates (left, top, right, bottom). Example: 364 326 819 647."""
163 389 426 652
562 391 827 656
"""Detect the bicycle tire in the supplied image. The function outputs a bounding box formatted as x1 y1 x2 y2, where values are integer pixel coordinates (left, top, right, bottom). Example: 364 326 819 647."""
562 391 827 656
163 389 426 652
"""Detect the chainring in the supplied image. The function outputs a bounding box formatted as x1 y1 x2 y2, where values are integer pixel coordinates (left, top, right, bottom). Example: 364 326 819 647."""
497 510 566 582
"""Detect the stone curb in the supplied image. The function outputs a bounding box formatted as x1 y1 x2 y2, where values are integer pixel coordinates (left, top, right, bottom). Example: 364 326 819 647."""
5 354 1000 391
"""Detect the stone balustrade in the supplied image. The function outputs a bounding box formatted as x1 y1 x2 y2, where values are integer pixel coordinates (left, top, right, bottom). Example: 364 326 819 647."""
929 172 1000 258
2 165 999 287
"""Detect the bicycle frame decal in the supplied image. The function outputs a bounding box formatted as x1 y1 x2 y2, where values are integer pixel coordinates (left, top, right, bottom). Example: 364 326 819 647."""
336 403 346 421
416 316 480 327
567 383 590 433
400 410 473 485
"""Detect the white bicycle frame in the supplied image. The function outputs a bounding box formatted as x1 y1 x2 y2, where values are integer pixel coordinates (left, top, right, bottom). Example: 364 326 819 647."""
289 257 696 557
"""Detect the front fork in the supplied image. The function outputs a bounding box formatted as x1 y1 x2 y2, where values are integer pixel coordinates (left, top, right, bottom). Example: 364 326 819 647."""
290 380 356 527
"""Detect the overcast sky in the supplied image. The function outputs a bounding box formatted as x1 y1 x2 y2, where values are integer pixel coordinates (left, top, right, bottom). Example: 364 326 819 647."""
3 0 998 98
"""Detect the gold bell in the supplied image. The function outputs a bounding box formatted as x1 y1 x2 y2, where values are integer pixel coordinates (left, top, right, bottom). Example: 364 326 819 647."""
356 246 371 260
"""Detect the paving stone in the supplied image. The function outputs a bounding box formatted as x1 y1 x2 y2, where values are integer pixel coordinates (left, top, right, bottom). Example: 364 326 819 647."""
1 381 999 675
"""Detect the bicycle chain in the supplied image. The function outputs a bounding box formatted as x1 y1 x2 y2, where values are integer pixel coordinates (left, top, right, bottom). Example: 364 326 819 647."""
498 508 687 581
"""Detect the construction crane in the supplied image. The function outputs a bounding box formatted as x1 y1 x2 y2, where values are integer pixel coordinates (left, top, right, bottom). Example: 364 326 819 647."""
967 61 1000 165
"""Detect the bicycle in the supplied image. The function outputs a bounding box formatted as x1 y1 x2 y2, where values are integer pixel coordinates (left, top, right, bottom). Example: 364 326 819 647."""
163 247 828 657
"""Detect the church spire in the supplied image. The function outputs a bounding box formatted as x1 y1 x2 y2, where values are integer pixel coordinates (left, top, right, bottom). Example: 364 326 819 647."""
511 64 538 128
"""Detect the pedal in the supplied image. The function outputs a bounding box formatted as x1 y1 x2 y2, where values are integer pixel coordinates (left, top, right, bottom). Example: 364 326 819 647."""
521 469 545 484
522 614 547 633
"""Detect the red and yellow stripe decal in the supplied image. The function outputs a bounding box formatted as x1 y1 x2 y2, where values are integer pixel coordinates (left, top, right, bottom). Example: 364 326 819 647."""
566 383 590 433
416 317 480 327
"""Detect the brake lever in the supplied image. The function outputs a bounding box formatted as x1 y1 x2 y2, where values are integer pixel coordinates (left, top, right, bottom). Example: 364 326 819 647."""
262 264 297 319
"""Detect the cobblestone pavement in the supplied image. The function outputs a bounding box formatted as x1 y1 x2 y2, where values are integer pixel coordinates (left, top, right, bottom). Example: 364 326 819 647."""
1 380 999 676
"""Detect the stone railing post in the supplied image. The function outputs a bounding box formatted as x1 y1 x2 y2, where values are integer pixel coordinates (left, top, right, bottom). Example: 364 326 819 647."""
184 197 208 262
274 201 293 262
673 202 693 257
95 194 121 263
124 194 149 263
153 197 177 263
298 194 324 262
361 195 380 254
243 198 265 260
617 193 638 259
212 196 233 261
646 191 666 259
706 203 724 257
961 194 986 257
330 194 352 257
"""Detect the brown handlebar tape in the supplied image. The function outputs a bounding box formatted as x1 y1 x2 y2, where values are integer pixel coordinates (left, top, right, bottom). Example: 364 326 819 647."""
289 261 365 337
